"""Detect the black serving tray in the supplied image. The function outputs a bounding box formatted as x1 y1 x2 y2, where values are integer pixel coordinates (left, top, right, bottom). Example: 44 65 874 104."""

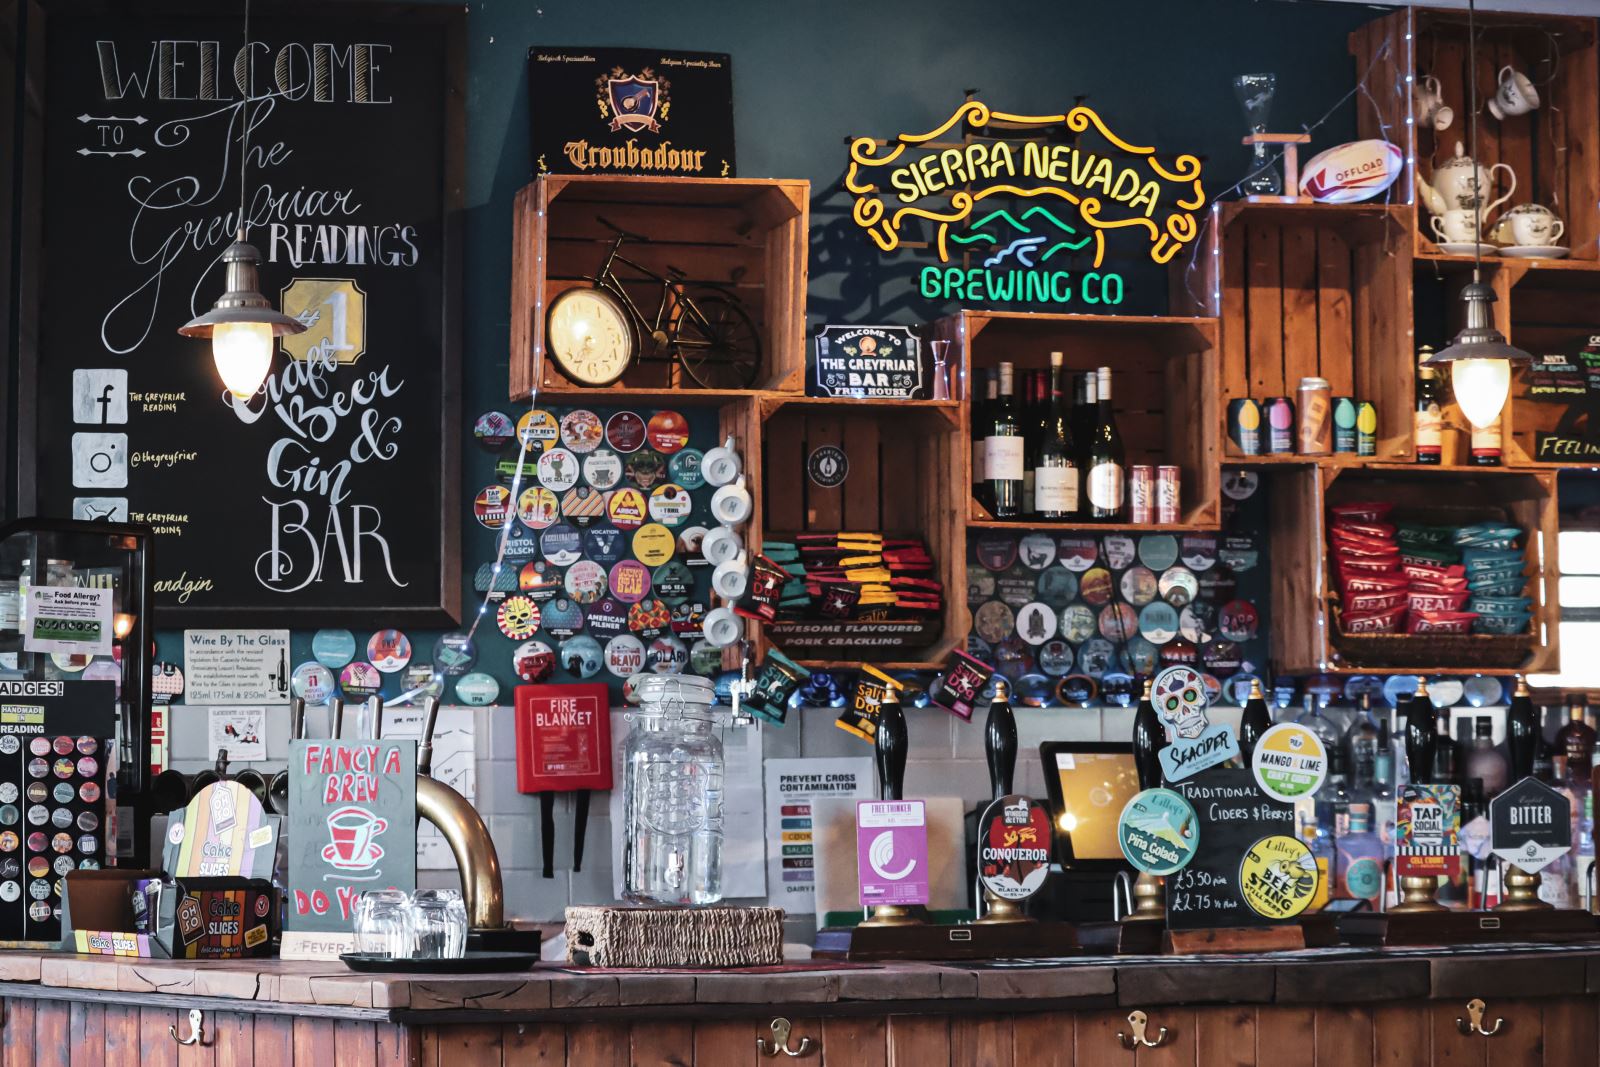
340 950 540 974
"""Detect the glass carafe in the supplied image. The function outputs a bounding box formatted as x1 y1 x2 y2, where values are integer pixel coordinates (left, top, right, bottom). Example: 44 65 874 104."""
622 675 725 905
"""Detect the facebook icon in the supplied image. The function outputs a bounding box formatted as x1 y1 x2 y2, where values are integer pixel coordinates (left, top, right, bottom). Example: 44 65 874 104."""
71 369 127 425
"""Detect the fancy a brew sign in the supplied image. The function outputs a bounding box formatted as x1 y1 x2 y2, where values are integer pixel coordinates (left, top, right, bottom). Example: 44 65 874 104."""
846 101 1206 308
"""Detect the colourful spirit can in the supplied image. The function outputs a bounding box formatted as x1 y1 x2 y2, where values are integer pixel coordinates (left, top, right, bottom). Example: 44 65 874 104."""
1356 401 1377 456
1227 398 1262 456
1333 396 1358 453
1129 466 1155 523
1156 466 1180 524
1264 397 1295 454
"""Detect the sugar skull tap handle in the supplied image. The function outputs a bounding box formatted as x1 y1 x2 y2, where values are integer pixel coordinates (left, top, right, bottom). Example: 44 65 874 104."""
985 680 1017 800
876 694 908 802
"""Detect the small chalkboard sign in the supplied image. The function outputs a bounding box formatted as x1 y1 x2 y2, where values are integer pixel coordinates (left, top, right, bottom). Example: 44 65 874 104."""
282 739 416 960
1167 767 1300 931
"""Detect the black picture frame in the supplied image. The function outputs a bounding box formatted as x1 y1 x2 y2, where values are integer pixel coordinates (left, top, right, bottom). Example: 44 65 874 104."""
8 0 465 627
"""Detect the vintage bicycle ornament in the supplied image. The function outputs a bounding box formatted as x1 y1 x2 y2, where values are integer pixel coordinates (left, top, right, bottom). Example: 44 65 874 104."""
545 215 763 389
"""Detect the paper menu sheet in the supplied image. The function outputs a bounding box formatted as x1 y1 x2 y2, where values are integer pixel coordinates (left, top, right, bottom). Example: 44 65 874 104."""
763 757 874 914
182 630 291 705
383 705 476 870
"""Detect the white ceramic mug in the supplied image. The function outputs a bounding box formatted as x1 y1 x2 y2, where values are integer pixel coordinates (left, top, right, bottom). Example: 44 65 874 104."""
1416 74 1454 131
1491 203 1565 247
702 606 743 648
701 525 744 567
702 435 743 487
1488 65 1540 120
712 551 750 600
710 476 753 527
1430 208 1482 245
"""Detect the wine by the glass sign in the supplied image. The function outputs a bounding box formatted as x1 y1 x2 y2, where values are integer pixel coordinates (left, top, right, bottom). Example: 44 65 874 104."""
845 102 1206 307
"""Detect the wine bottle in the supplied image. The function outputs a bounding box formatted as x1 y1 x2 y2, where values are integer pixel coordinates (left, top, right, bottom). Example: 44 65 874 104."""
1022 370 1045 516
1132 679 1165 790
973 369 996 511
1240 677 1272 759
1415 345 1443 465
1084 366 1125 522
1033 352 1079 521
985 362 1025 520
1470 416 1503 467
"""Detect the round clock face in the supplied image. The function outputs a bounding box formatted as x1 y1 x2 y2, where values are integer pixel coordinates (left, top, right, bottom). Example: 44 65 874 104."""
548 288 633 386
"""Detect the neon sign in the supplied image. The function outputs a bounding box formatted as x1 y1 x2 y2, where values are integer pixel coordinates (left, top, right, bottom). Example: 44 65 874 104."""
846 102 1206 306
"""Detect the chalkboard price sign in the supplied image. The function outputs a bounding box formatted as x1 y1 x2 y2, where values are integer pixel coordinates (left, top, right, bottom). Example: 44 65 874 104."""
24 4 464 624
1167 767 1298 931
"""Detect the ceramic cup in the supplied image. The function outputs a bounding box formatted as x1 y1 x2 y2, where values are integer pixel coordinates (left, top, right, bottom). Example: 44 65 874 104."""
1416 74 1454 131
710 476 753 527
1491 203 1565 247
701 606 743 647
701 525 744 567
701 436 743 487
1488 65 1540 120
1430 207 1482 245
712 551 750 600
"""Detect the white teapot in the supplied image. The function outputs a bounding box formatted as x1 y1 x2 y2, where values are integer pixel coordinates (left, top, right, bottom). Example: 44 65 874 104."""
1417 141 1516 221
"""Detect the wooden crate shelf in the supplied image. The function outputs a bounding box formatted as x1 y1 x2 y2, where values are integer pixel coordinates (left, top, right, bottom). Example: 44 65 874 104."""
752 395 965 670
933 310 1221 529
1267 464 1559 676
509 175 809 399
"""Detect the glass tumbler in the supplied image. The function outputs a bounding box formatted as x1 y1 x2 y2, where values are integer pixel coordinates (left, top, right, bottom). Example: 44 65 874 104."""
352 889 414 959
411 888 469 959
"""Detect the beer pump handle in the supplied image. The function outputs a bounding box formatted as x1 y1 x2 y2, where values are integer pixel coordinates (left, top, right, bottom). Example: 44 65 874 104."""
985 682 1017 800
418 696 441 779
215 748 229 780
1403 687 1435 784
289 697 306 743
875 696 908 802
573 791 591 873
330 699 345 741
540 793 556 879
1506 678 1538 780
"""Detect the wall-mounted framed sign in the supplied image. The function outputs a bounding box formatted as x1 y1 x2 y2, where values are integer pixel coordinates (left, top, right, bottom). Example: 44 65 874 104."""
845 101 1205 309
527 46 736 178
810 326 925 400
14 2 465 625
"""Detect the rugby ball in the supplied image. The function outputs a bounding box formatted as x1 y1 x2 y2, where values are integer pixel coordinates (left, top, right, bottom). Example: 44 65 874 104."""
1299 139 1404 203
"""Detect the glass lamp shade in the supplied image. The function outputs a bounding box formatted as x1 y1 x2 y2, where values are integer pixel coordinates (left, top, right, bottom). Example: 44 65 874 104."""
178 235 305 399
1451 357 1512 430
212 321 276 400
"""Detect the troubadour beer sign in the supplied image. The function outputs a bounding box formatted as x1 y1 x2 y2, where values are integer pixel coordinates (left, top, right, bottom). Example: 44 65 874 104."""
846 101 1205 307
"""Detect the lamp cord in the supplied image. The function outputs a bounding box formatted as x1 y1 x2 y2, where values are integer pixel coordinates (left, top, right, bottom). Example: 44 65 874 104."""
238 0 251 240
1469 0 1481 284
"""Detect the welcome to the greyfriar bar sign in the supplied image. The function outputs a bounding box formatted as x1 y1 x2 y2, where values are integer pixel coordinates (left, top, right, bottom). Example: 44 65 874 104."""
24 4 463 624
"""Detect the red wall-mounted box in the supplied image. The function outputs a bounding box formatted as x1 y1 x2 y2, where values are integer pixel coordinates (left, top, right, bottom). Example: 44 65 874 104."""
514 684 613 793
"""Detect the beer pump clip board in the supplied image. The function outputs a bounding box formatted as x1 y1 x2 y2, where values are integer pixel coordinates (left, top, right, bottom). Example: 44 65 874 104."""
281 739 417 961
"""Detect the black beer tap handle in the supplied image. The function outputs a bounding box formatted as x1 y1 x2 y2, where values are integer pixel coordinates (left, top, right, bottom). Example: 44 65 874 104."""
985 681 1017 800
875 697 908 802
1403 682 1435 784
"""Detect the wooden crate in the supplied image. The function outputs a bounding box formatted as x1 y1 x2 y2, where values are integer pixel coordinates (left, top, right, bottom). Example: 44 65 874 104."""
1354 8 1600 262
1204 203 1414 462
753 396 966 669
508 175 808 399
933 310 1220 528
1505 265 1600 466
1267 464 1559 675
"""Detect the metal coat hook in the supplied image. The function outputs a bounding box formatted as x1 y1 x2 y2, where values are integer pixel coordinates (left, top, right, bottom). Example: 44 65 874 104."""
1456 998 1504 1037
757 1017 814 1058
1117 1010 1170 1049
171 1008 205 1046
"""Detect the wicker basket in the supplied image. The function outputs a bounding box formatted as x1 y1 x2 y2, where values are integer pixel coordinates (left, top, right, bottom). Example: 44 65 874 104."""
564 905 784 968
1329 631 1536 669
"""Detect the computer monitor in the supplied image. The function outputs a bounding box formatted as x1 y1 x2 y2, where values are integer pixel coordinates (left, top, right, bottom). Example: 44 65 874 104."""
1039 741 1140 871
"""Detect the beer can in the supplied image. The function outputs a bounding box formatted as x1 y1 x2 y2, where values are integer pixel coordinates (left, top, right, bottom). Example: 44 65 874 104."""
1265 397 1295 454
1333 396 1357 453
1297 377 1332 455
1227 398 1262 456
1129 465 1155 524
1156 466 1180 524
1356 401 1377 456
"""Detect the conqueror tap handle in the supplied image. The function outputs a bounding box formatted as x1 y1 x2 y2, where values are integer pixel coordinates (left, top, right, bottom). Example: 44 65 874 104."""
985 680 1017 799
875 694 908 802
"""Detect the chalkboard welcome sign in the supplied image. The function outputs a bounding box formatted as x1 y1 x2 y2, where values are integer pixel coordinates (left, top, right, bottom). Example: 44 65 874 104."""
22 4 464 624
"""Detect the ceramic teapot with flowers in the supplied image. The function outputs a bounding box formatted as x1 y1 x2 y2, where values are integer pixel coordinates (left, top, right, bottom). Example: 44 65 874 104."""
1417 141 1517 221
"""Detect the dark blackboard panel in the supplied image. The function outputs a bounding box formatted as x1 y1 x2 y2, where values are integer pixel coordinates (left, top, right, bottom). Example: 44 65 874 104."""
1167 767 1296 931
25 2 463 625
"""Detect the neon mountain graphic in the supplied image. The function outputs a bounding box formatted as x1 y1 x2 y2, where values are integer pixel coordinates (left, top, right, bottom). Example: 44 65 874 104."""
950 206 1094 268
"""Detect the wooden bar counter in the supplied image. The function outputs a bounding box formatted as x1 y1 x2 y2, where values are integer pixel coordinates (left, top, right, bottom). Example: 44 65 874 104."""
0 945 1595 1064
